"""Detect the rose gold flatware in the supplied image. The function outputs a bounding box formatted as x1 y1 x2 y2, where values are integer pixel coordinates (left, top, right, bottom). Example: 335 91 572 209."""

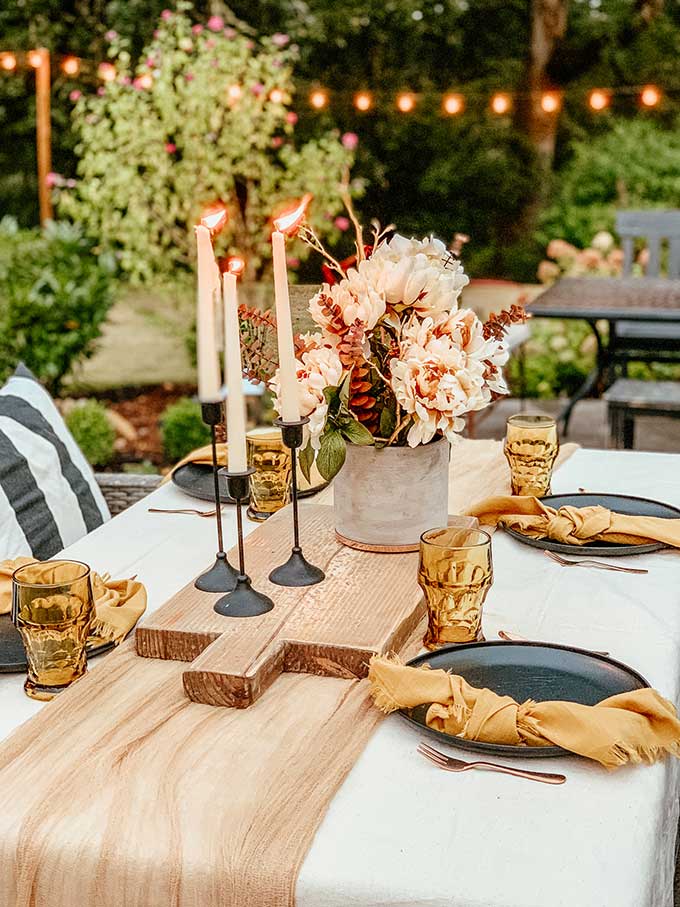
417 742 566 785
544 549 648 575
148 507 219 518
498 629 609 657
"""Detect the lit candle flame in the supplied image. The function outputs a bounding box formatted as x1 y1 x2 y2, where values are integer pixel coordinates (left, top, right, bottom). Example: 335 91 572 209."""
227 256 245 275
273 193 312 235
200 209 227 233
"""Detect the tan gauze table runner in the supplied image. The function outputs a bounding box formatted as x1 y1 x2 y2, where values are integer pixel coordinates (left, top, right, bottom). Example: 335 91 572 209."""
0 439 577 907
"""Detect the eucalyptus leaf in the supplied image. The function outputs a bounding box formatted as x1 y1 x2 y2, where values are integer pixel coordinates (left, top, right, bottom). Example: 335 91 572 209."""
316 430 347 481
341 418 374 446
379 406 396 437
298 441 315 484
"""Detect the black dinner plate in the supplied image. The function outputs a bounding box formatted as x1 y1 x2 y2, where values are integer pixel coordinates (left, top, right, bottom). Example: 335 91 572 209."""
400 640 648 758
503 492 680 557
171 461 327 504
0 613 114 673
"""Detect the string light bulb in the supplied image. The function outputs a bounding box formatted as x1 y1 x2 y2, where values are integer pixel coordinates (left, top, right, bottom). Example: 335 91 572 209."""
540 91 561 113
227 84 242 102
442 92 464 115
98 62 116 82
137 72 153 89
1 53 17 72
269 87 284 104
61 56 80 76
397 92 416 113
491 93 511 114
227 256 246 275
588 89 610 111
309 89 328 109
354 91 372 111
28 50 43 68
640 85 661 108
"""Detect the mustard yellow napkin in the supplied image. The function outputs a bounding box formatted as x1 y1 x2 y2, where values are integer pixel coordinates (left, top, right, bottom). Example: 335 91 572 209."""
467 495 680 548
368 655 680 768
0 558 146 645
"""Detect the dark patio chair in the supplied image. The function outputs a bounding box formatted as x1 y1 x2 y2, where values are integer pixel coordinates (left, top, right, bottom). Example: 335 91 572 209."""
610 210 680 373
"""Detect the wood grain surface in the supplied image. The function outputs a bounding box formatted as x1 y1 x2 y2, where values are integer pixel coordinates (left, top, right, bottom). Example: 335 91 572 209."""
136 504 425 708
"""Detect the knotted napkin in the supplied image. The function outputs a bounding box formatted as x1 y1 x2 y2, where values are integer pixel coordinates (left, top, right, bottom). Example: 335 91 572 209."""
0 558 146 645
467 495 680 548
368 655 680 768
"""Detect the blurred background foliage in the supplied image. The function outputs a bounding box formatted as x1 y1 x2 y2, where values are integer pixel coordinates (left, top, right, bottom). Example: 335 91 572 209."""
2 0 680 281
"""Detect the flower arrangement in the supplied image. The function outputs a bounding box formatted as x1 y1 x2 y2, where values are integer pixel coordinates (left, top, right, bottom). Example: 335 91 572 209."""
270 208 526 481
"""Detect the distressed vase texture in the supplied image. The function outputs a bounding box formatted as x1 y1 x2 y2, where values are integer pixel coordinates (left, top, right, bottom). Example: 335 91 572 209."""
334 438 450 551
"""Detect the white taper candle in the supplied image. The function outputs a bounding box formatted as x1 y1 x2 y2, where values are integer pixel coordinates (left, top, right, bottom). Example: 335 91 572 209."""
271 228 301 422
195 223 222 402
222 268 247 472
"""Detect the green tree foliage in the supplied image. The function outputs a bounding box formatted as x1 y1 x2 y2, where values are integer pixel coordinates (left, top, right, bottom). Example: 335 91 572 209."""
0 218 116 392
58 4 354 284
160 396 211 460
538 118 680 249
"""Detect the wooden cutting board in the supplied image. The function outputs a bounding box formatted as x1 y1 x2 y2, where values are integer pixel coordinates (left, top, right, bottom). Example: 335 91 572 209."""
136 504 424 708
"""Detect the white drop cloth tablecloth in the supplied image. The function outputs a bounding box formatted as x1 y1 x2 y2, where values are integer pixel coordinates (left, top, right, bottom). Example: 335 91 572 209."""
0 448 679 907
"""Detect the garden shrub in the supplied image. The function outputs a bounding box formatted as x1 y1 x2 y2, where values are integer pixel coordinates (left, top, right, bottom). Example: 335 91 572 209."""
65 400 116 467
0 217 116 393
538 118 680 250
160 397 211 462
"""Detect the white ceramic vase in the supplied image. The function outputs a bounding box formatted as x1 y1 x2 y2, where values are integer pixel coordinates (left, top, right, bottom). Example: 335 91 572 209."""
333 438 450 552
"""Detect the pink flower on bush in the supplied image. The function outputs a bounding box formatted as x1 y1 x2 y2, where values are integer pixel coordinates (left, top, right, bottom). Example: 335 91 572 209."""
185 72 194 82
153 30 161 38
97 86 106 96
165 142 176 153
252 82 265 96
121 75 131 85
287 256 300 268
271 136 284 148
334 216 350 231
245 39 255 49
45 172 60 188
205 38 216 49
546 239 578 261
207 15 223 31
191 24 203 34
161 9 172 20
341 132 359 150
272 33 290 47
224 27 237 38
285 111 298 125
637 248 650 270
66 179 76 189
69 89 81 102
537 260 560 284
105 30 118 41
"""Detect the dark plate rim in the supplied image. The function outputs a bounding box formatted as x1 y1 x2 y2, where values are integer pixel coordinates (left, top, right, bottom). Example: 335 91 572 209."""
399 640 649 758
171 461 328 502
504 491 680 557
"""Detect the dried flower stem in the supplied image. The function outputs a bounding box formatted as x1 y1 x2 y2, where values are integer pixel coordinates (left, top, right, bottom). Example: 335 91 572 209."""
340 166 365 262
298 224 345 278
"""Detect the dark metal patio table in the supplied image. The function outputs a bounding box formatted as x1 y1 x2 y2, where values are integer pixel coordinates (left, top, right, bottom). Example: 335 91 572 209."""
528 277 680 433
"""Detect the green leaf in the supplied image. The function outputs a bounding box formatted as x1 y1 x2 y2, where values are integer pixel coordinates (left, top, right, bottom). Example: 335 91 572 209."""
379 405 396 438
298 441 315 484
341 417 374 446
338 372 352 407
323 385 340 408
316 430 347 481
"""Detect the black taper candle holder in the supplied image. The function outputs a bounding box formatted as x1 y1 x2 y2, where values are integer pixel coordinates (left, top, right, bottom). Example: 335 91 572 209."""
268 417 325 587
194 401 239 593
214 468 275 617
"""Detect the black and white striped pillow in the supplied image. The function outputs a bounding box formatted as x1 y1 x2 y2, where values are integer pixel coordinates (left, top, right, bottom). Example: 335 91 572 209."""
0 365 110 559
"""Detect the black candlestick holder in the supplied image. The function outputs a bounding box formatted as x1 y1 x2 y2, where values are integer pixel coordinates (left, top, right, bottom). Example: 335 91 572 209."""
214 468 274 617
194 402 239 593
268 417 325 587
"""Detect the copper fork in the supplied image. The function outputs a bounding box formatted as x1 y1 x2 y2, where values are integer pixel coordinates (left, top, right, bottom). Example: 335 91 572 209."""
148 507 219 518
544 549 648 575
417 742 566 785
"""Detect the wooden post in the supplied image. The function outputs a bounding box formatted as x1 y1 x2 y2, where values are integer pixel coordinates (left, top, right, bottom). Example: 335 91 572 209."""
35 48 53 225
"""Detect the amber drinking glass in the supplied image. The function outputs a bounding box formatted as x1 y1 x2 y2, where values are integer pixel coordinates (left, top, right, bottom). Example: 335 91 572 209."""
246 427 292 521
419 527 493 649
12 560 94 701
504 413 559 497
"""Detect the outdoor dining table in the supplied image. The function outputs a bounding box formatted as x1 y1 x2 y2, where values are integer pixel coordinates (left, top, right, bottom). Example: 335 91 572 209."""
529 277 680 432
1 446 680 906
